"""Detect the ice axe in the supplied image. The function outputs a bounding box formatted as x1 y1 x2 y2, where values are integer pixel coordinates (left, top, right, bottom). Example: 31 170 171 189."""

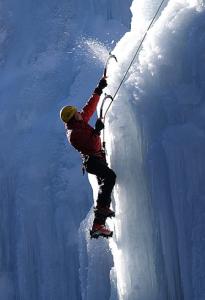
99 94 113 152
99 53 117 153
103 52 117 78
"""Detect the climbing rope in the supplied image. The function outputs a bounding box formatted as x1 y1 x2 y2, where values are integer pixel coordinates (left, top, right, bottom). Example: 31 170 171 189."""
100 0 166 153
102 0 166 119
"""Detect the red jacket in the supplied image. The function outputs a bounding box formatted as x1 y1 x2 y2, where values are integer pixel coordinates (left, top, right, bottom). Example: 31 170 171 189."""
66 92 102 156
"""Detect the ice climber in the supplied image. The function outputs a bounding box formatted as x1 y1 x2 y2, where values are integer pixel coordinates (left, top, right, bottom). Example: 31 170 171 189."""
60 78 116 238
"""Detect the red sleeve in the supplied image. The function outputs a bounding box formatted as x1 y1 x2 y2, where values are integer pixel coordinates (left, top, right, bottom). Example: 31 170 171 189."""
80 93 100 123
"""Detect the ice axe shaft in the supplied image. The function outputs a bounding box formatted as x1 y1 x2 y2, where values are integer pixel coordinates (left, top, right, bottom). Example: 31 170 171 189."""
100 94 113 153
100 94 113 119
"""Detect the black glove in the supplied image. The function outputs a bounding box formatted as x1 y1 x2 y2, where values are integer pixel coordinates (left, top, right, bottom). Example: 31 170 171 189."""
94 118 104 135
94 78 107 96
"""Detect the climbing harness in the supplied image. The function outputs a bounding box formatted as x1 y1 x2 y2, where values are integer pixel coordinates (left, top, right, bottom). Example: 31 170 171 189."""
81 154 89 175
100 0 166 153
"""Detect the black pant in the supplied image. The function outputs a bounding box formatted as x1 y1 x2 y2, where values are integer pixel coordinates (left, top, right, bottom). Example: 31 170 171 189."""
85 156 116 224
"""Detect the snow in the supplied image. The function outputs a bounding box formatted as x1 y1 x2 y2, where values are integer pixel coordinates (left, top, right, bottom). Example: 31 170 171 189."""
101 0 205 299
1 0 205 299
79 212 113 300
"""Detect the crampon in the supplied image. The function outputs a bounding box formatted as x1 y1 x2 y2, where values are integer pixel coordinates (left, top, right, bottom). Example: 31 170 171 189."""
90 224 113 239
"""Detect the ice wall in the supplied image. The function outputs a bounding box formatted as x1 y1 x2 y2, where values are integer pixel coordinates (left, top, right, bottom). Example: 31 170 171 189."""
104 0 205 299
0 0 131 299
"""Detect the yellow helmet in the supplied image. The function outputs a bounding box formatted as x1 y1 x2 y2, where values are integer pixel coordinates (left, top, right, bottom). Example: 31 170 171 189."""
60 106 77 123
